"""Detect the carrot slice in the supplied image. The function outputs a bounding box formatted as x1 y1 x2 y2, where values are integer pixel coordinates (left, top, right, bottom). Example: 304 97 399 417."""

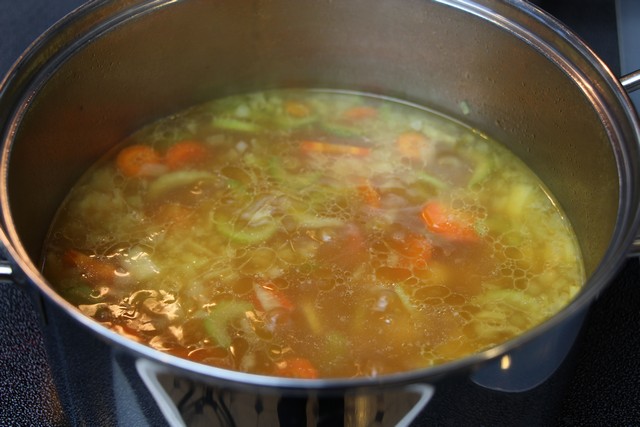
116 145 164 177
284 100 312 118
400 234 433 269
402 234 434 259
357 179 381 208
63 249 117 284
421 201 479 242
341 106 378 121
164 140 210 170
274 357 319 379
253 282 294 312
396 131 430 159
300 140 371 156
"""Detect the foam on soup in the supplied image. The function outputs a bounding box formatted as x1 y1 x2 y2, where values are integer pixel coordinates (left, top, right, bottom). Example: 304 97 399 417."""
42 90 583 378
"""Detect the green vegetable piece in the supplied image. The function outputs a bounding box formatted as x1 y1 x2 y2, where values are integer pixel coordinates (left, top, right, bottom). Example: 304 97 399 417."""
215 219 278 244
469 159 493 187
272 114 317 130
291 212 344 229
204 299 253 348
212 116 263 133
301 301 322 335
147 170 215 200
268 157 322 190
324 332 349 361
320 121 363 138
416 171 448 189
394 284 418 315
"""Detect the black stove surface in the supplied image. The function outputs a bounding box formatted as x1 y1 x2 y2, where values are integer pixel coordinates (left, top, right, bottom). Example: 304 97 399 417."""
1 0 639 425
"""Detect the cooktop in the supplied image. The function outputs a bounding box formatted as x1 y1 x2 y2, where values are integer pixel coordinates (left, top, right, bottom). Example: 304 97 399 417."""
1 0 639 425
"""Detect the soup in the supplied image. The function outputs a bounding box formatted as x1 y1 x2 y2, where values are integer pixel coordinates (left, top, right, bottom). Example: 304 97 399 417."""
42 90 583 379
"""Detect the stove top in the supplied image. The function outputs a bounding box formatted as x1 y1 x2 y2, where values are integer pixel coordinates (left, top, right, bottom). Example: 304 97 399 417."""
1 1 639 425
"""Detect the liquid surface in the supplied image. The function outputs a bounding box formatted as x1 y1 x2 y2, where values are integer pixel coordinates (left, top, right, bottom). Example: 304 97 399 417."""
42 90 583 379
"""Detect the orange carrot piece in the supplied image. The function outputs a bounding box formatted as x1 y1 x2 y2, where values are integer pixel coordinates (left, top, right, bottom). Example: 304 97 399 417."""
284 100 312 118
274 357 319 379
116 145 164 177
357 180 381 208
421 201 479 242
402 234 434 259
300 140 371 156
341 106 378 121
399 234 433 269
63 249 117 284
164 140 210 170
396 131 430 159
253 282 294 312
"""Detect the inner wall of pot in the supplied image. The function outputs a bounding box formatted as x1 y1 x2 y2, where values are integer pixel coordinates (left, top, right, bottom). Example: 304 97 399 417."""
7 0 619 278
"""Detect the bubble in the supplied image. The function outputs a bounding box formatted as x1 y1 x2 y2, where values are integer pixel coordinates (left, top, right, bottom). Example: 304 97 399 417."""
423 298 444 306
514 278 529 290
444 294 466 306
504 246 523 260
414 285 451 300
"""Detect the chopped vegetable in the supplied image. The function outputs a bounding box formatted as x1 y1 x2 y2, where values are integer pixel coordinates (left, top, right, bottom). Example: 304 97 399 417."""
395 131 430 159
284 100 312 118
63 249 117 284
146 170 215 200
300 140 371 156
253 282 294 312
505 183 535 220
215 219 278 244
399 233 433 264
268 156 322 189
394 284 418 315
468 158 493 187
116 145 165 177
357 180 381 208
212 116 262 133
301 301 322 334
122 246 160 281
416 171 448 189
43 89 584 379
341 106 378 121
273 357 319 379
164 140 210 170
203 299 253 348
421 201 479 242
320 121 364 138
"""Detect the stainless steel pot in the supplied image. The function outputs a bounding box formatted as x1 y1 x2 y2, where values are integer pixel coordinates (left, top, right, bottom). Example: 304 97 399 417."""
1 0 639 425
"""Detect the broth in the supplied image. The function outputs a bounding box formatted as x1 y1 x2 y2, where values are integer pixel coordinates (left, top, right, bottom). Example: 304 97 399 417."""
42 90 583 378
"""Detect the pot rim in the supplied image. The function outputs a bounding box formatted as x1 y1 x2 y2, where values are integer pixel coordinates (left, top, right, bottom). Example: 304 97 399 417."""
1 0 640 391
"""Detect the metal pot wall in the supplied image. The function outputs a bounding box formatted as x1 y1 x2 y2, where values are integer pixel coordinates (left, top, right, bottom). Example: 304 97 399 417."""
1 0 639 425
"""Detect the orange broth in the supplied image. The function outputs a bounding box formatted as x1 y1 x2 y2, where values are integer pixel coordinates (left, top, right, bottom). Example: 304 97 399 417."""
42 90 583 378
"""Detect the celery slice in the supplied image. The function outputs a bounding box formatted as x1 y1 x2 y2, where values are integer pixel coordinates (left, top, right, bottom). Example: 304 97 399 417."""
213 116 263 133
204 300 253 348
301 301 322 335
321 121 364 137
268 157 322 190
147 170 215 200
416 171 448 189
215 220 278 244
272 115 318 130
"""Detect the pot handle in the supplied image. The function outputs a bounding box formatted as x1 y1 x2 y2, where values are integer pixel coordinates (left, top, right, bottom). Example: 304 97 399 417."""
0 260 13 278
135 358 434 427
621 70 640 93
621 69 640 256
